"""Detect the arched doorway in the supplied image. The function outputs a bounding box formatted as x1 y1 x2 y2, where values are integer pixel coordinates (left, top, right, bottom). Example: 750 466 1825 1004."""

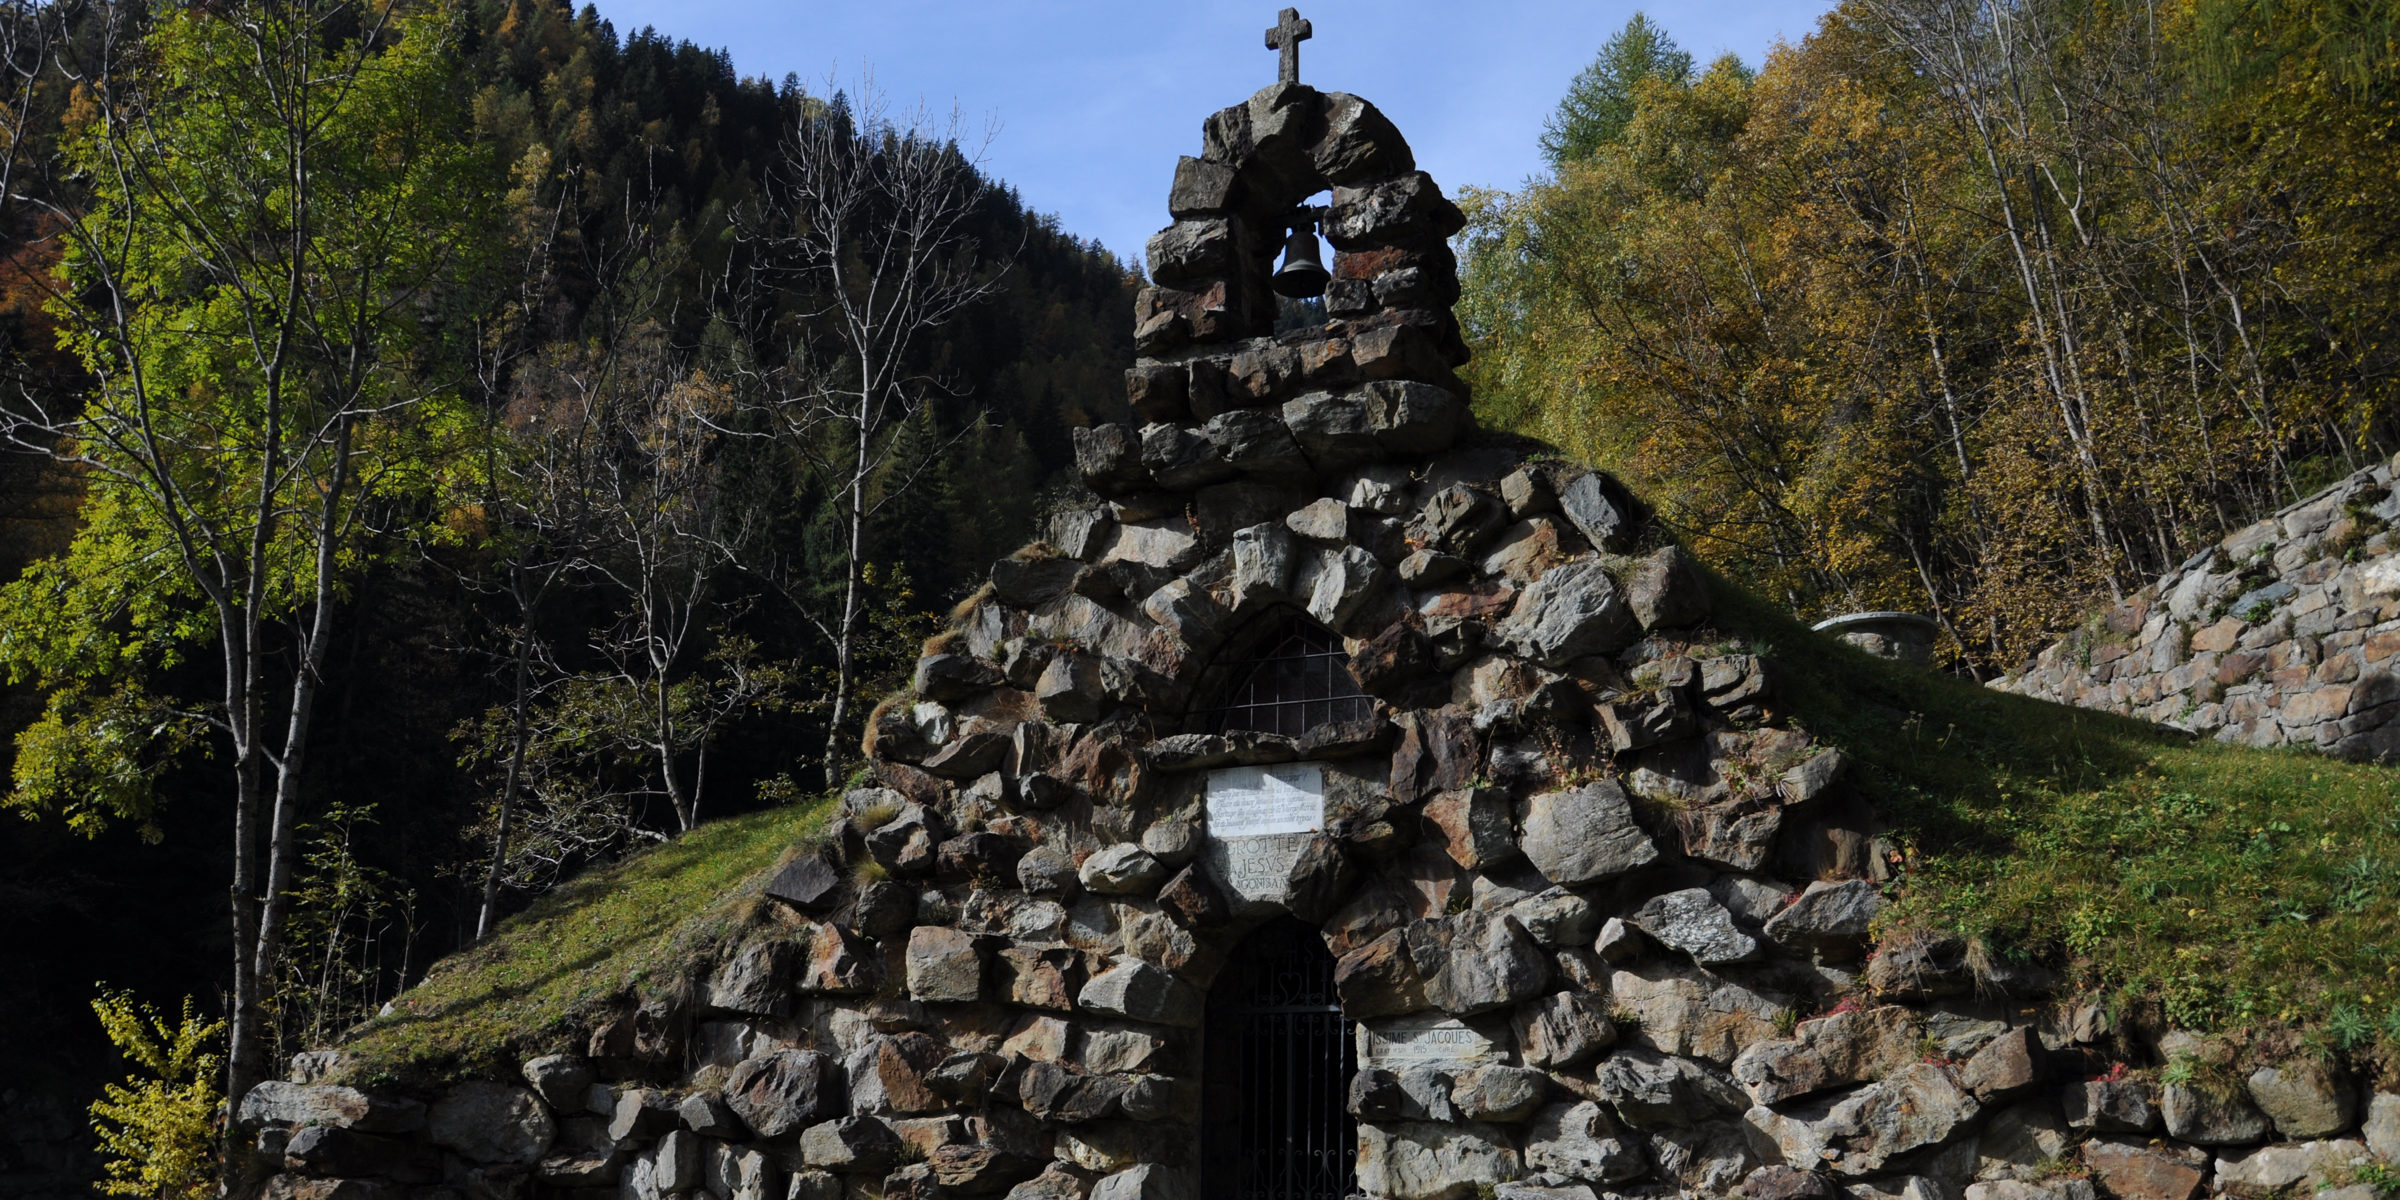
1198 611 1372 737
1200 916 1357 1200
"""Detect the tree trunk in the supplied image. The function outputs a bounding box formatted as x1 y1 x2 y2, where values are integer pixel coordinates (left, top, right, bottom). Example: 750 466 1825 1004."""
478 617 535 939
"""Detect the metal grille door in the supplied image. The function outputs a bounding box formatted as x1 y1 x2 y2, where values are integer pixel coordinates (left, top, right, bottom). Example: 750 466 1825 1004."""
1201 917 1358 1200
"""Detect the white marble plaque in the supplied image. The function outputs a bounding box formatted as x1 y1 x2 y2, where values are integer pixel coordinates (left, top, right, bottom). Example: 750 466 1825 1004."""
1204 763 1326 837
1357 1017 1502 1067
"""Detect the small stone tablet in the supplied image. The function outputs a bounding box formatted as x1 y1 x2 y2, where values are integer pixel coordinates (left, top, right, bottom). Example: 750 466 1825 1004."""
1204 763 1326 837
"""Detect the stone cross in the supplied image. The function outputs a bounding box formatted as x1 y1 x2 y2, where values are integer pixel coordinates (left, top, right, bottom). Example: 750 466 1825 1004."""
1266 7 1312 86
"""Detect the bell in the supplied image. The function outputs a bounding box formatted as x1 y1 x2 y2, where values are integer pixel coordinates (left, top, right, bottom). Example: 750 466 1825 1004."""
1271 210 1331 299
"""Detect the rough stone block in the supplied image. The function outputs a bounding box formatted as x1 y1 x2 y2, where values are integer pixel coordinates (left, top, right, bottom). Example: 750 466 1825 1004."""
1326 172 1467 249
2162 1080 2272 1145
1358 1120 1528 1200
1629 545 1713 629
236 1081 425 1134
1424 786 1516 870
1079 843 1165 895
1730 1005 1919 1106
1072 424 1151 496
1629 887 1759 964
2246 1059 2357 1138
520 1054 592 1113
1362 380 1468 453
800 1115 900 1172
1452 1065 1549 1122
1553 469 1638 551
1525 1102 1644 1184
1519 780 1658 887
1282 391 1382 471
1078 959 1201 1027
427 1081 554 1165
2081 1137 2206 1200
1495 558 1639 666
905 926 983 1003
1961 1029 2045 1101
1600 1047 1749 1128
2063 1078 2158 1132
723 1050 841 1139
762 850 844 914
1146 218 1234 289
1168 155 1238 215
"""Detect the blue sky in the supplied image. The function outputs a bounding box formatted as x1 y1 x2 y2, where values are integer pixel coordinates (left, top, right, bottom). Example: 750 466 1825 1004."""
583 2 1841 269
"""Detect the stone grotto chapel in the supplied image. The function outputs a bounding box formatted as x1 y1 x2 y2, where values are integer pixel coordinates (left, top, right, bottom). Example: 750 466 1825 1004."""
242 12 2400 1200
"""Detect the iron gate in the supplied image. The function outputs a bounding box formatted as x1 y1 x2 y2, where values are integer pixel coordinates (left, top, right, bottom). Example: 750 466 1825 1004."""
1201 917 1358 1200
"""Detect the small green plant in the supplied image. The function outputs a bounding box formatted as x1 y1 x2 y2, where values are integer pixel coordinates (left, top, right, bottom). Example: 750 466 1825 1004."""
2031 1154 2081 1181
1773 1007 1799 1037
2348 1160 2400 1200
2327 1002 2374 1051
2331 856 2392 914
88 990 223 1200
2241 600 2275 624
2160 1055 2199 1086
1915 1032 1954 1063
1444 892 1473 915
2062 900 2122 957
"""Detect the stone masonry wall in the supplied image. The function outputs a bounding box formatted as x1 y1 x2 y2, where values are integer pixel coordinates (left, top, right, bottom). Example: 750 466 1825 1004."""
1996 455 2400 764
252 83 2400 1200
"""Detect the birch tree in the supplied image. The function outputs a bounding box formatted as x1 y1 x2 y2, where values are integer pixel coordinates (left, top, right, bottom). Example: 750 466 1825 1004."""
737 86 1007 789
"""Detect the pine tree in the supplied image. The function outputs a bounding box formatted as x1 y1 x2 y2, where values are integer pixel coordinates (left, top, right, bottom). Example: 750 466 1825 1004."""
1540 13 1696 167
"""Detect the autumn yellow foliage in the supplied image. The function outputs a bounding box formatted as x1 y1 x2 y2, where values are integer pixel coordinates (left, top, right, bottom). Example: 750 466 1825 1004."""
88 991 223 1200
1465 0 2400 670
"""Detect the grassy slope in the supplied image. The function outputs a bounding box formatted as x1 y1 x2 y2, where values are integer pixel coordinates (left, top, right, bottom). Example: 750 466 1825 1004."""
1720 579 2400 1061
339 796 837 1087
338 577 2399 1085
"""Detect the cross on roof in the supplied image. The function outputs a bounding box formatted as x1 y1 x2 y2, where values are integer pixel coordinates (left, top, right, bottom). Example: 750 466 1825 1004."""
1265 7 1312 86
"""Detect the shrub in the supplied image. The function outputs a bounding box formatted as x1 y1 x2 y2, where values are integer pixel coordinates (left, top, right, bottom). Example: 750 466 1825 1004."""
88 990 223 1200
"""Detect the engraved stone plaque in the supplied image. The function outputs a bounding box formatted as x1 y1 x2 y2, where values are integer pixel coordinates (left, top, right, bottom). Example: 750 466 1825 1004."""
1204 763 1326 836
1356 1016 1503 1066
1203 763 1326 912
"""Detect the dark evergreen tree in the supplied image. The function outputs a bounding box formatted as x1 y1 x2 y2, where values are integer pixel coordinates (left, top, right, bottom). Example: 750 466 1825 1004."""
1540 13 1696 167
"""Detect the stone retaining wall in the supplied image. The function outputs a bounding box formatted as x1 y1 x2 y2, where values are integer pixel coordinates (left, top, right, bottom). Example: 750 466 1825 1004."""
1996 456 2400 764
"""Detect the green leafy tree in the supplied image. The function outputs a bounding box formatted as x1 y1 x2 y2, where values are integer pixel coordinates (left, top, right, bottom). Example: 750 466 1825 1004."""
0 0 494 1106
1540 13 1697 167
89 991 224 1200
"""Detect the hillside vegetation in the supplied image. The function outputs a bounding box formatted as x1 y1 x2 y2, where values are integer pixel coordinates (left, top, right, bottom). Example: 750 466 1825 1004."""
342 795 838 1086
1718 585 2400 1062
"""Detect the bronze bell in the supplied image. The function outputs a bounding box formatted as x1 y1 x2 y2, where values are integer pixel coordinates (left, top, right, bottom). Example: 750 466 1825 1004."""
1271 208 1331 299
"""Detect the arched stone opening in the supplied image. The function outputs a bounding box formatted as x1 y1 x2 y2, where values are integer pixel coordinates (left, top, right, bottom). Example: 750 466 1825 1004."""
1200 914 1359 1200
1186 606 1371 736
1136 81 1471 375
